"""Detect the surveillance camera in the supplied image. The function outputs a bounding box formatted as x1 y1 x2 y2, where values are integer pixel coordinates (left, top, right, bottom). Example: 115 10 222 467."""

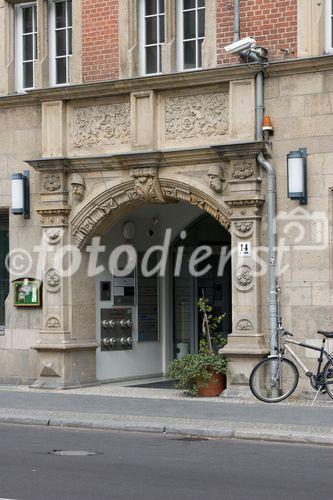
224 37 256 55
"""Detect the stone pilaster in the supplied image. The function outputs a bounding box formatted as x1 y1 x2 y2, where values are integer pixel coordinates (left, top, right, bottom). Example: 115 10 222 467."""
221 159 269 397
31 170 98 389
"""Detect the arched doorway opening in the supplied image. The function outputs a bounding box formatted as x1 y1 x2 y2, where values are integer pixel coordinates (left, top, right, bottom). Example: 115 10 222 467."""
94 201 232 382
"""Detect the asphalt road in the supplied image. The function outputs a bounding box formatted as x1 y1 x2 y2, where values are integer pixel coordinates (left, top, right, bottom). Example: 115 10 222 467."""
0 424 332 500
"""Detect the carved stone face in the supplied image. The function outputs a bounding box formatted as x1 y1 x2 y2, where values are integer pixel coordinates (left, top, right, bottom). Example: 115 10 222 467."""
207 166 223 193
72 183 85 201
207 174 223 193
70 174 86 201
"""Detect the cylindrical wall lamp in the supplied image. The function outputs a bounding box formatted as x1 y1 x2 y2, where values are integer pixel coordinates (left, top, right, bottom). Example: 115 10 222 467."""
287 148 307 205
11 170 30 219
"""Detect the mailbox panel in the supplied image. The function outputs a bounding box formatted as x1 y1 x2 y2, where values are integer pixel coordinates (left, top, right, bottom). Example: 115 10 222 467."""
100 308 133 351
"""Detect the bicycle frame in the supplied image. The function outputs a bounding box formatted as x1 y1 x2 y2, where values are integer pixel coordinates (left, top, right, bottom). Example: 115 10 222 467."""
281 337 333 379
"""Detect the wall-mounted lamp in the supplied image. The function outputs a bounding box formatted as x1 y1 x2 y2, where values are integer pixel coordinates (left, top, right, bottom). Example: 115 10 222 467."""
11 170 30 219
287 148 307 205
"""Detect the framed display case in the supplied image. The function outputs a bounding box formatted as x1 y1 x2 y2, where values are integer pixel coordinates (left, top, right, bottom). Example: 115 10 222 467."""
13 278 42 307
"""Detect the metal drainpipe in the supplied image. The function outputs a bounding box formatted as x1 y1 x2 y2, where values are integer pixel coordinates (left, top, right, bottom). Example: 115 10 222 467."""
233 0 240 42
246 56 278 354
257 152 278 355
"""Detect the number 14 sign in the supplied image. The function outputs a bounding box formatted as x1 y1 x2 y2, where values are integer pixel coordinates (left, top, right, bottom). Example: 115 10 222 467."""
238 242 252 257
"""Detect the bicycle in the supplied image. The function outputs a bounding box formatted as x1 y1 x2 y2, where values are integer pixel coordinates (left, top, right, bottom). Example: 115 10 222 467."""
249 327 333 403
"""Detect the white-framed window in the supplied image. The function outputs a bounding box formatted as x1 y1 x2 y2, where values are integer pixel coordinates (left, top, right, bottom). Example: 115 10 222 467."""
177 0 205 71
15 3 37 92
139 0 165 75
49 0 72 86
325 0 333 53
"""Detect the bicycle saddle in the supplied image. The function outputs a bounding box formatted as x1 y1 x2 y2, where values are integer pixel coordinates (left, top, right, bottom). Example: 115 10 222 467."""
317 330 333 338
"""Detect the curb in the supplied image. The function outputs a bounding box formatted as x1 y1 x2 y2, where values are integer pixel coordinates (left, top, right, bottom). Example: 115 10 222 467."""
0 412 332 446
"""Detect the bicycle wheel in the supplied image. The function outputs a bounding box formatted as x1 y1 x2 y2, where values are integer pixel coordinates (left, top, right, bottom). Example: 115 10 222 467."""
249 356 299 403
323 360 333 400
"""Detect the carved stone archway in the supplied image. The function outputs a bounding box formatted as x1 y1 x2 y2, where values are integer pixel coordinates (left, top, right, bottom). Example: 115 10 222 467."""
71 174 231 248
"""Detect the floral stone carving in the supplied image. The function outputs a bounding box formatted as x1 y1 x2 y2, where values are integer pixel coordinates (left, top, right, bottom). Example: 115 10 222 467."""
165 92 229 140
73 103 131 148
232 161 254 180
235 221 254 234
130 167 166 204
45 228 63 244
236 266 253 287
43 174 61 192
47 317 61 328
237 319 254 331
45 269 61 291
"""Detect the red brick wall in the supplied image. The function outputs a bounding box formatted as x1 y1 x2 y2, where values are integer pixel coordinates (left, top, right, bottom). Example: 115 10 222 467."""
81 0 298 82
82 0 119 83
217 0 297 65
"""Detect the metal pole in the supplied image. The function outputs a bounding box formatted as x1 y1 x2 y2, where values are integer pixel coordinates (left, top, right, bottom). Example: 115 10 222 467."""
233 0 240 42
257 152 278 355
255 71 264 141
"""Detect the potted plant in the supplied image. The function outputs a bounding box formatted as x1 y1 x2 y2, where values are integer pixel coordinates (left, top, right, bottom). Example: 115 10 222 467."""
168 297 228 397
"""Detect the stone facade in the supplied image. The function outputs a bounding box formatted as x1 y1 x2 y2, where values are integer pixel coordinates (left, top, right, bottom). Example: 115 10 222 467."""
0 1 332 394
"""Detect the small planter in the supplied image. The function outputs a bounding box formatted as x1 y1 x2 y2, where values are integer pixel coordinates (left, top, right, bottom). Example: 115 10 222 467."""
197 372 226 397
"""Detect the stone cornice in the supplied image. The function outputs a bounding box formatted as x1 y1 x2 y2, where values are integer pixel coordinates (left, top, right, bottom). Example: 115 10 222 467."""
26 142 266 173
1 55 333 108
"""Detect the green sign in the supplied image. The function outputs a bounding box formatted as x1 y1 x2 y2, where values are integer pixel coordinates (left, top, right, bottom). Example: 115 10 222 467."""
13 279 42 307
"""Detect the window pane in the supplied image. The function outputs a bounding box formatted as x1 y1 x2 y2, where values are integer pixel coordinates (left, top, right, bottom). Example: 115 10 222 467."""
198 0 205 7
56 57 67 84
159 45 162 72
23 61 33 88
198 8 205 38
145 0 157 15
198 39 203 67
146 45 157 73
146 16 157 44
23 7 33 33
184 0 195 9
56 1 66 28
34 33 37 59
184 40 196 69
68 28 72 54
159 0 165 12
56 30 66 56
67 0 72 26
183 11 195 39
159 15 165 43
23 34 33 61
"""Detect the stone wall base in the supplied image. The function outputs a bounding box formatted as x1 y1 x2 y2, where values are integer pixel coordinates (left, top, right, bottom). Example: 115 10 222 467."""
31 344 98 390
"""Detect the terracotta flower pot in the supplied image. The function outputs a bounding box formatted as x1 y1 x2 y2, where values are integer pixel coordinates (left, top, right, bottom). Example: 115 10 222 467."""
196 371 226 397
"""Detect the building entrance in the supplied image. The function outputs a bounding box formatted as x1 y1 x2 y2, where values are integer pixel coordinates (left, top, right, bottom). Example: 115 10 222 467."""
95 204 231 382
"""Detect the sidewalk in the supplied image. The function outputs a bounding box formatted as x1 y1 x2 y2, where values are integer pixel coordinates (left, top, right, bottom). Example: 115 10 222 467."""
0 382 332 446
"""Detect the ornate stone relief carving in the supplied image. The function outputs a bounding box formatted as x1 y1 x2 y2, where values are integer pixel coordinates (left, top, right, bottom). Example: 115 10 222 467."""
236 319 254 332
206 165 225 193
45 269 62 292
37 207 71 227
236 266 254 287
70 173 86 201
73 103 131 149
235 221 254 234
129 167 166 204
47 317 61 329
44 228 63 245
165 92 229 140
72 180 231 248
43 174 62 192
232 161 254 180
